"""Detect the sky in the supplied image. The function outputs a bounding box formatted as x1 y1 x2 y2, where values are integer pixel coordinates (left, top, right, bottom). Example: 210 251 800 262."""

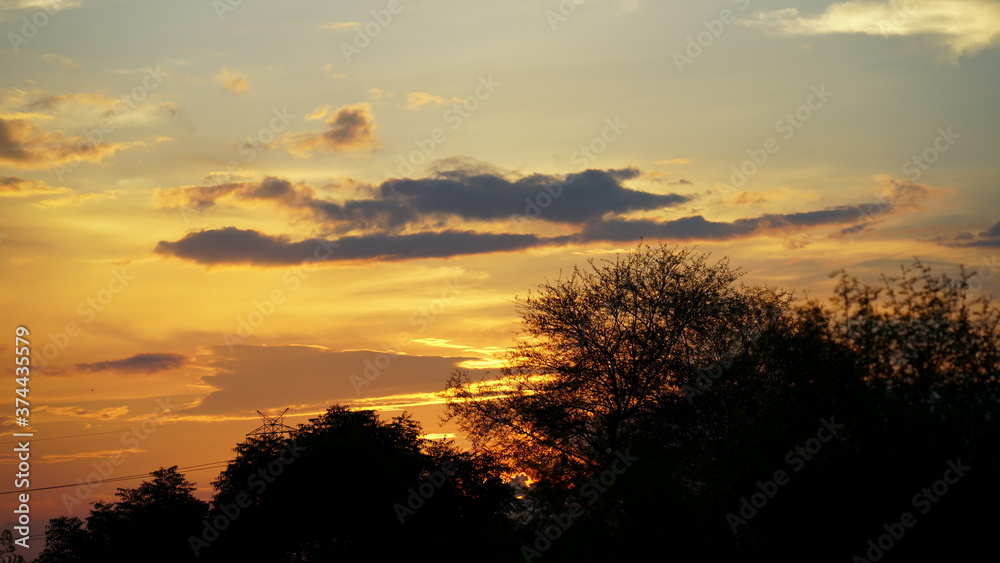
2 0 999 554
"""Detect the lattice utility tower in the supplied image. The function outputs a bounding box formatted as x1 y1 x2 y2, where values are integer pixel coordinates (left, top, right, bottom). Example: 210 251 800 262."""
247 407 296 439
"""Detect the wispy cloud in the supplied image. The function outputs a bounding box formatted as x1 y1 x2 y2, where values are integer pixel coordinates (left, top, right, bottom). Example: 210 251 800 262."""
743 0 1000 56
404 91 462 110
35 406 130 421
40 53 82 69
321 21 360 30
38 449 145 464
0 176 71 197
0 117 140 168
936 220 1000 248
0 0 81 20
213 67 249 96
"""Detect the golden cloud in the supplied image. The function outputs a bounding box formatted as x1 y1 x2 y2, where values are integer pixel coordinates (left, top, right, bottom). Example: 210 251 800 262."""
745 0 1000 57
404 91 462 110
284 102 379 156
213 67 249 96
0 117 140 168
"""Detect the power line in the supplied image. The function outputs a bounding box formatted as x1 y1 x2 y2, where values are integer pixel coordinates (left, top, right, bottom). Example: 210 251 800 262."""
0 461 231 496
8 461 234 543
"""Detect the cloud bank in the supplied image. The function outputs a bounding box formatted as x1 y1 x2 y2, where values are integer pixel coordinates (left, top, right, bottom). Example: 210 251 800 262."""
155 165 937 267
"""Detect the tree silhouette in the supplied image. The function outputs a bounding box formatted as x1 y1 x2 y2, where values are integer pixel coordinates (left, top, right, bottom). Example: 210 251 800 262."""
200 405 518 562
33 517 88 563
446 247 1000 562
1 529 28 563
35 466 208 563
27 251 1000 562
445 243 789 482
820 260 1000 409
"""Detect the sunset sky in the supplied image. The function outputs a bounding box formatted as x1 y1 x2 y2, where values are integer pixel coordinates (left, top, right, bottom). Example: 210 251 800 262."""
2 0 999 552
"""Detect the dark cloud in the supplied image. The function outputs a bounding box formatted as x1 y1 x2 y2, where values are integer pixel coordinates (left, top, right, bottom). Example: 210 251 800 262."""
578 205 873 242
75 353 190 374
155 200 931 267
379 167 688 225
161 168 691 232
155 202 870 266
285 102 379 155
834 221 876 238
307 199 419 232
247 176 298 200
0 119 31 162
323 104 375 147
155 227 557 266
937 220 1000 248
982 221 1000 240
155 167 941 265
159 177 308 212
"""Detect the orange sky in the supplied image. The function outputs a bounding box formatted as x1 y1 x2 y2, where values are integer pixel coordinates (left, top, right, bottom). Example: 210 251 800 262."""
2 0 999 557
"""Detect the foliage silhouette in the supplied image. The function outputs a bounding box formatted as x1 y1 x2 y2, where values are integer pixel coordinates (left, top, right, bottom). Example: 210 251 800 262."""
31 247 1000 562
35 466 208 563
446 246 1000 562
198 405 517 562
1 529 29 563
445 244 790 483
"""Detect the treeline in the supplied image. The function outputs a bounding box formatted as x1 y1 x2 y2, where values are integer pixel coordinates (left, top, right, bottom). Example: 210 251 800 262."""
22 246 1000 562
